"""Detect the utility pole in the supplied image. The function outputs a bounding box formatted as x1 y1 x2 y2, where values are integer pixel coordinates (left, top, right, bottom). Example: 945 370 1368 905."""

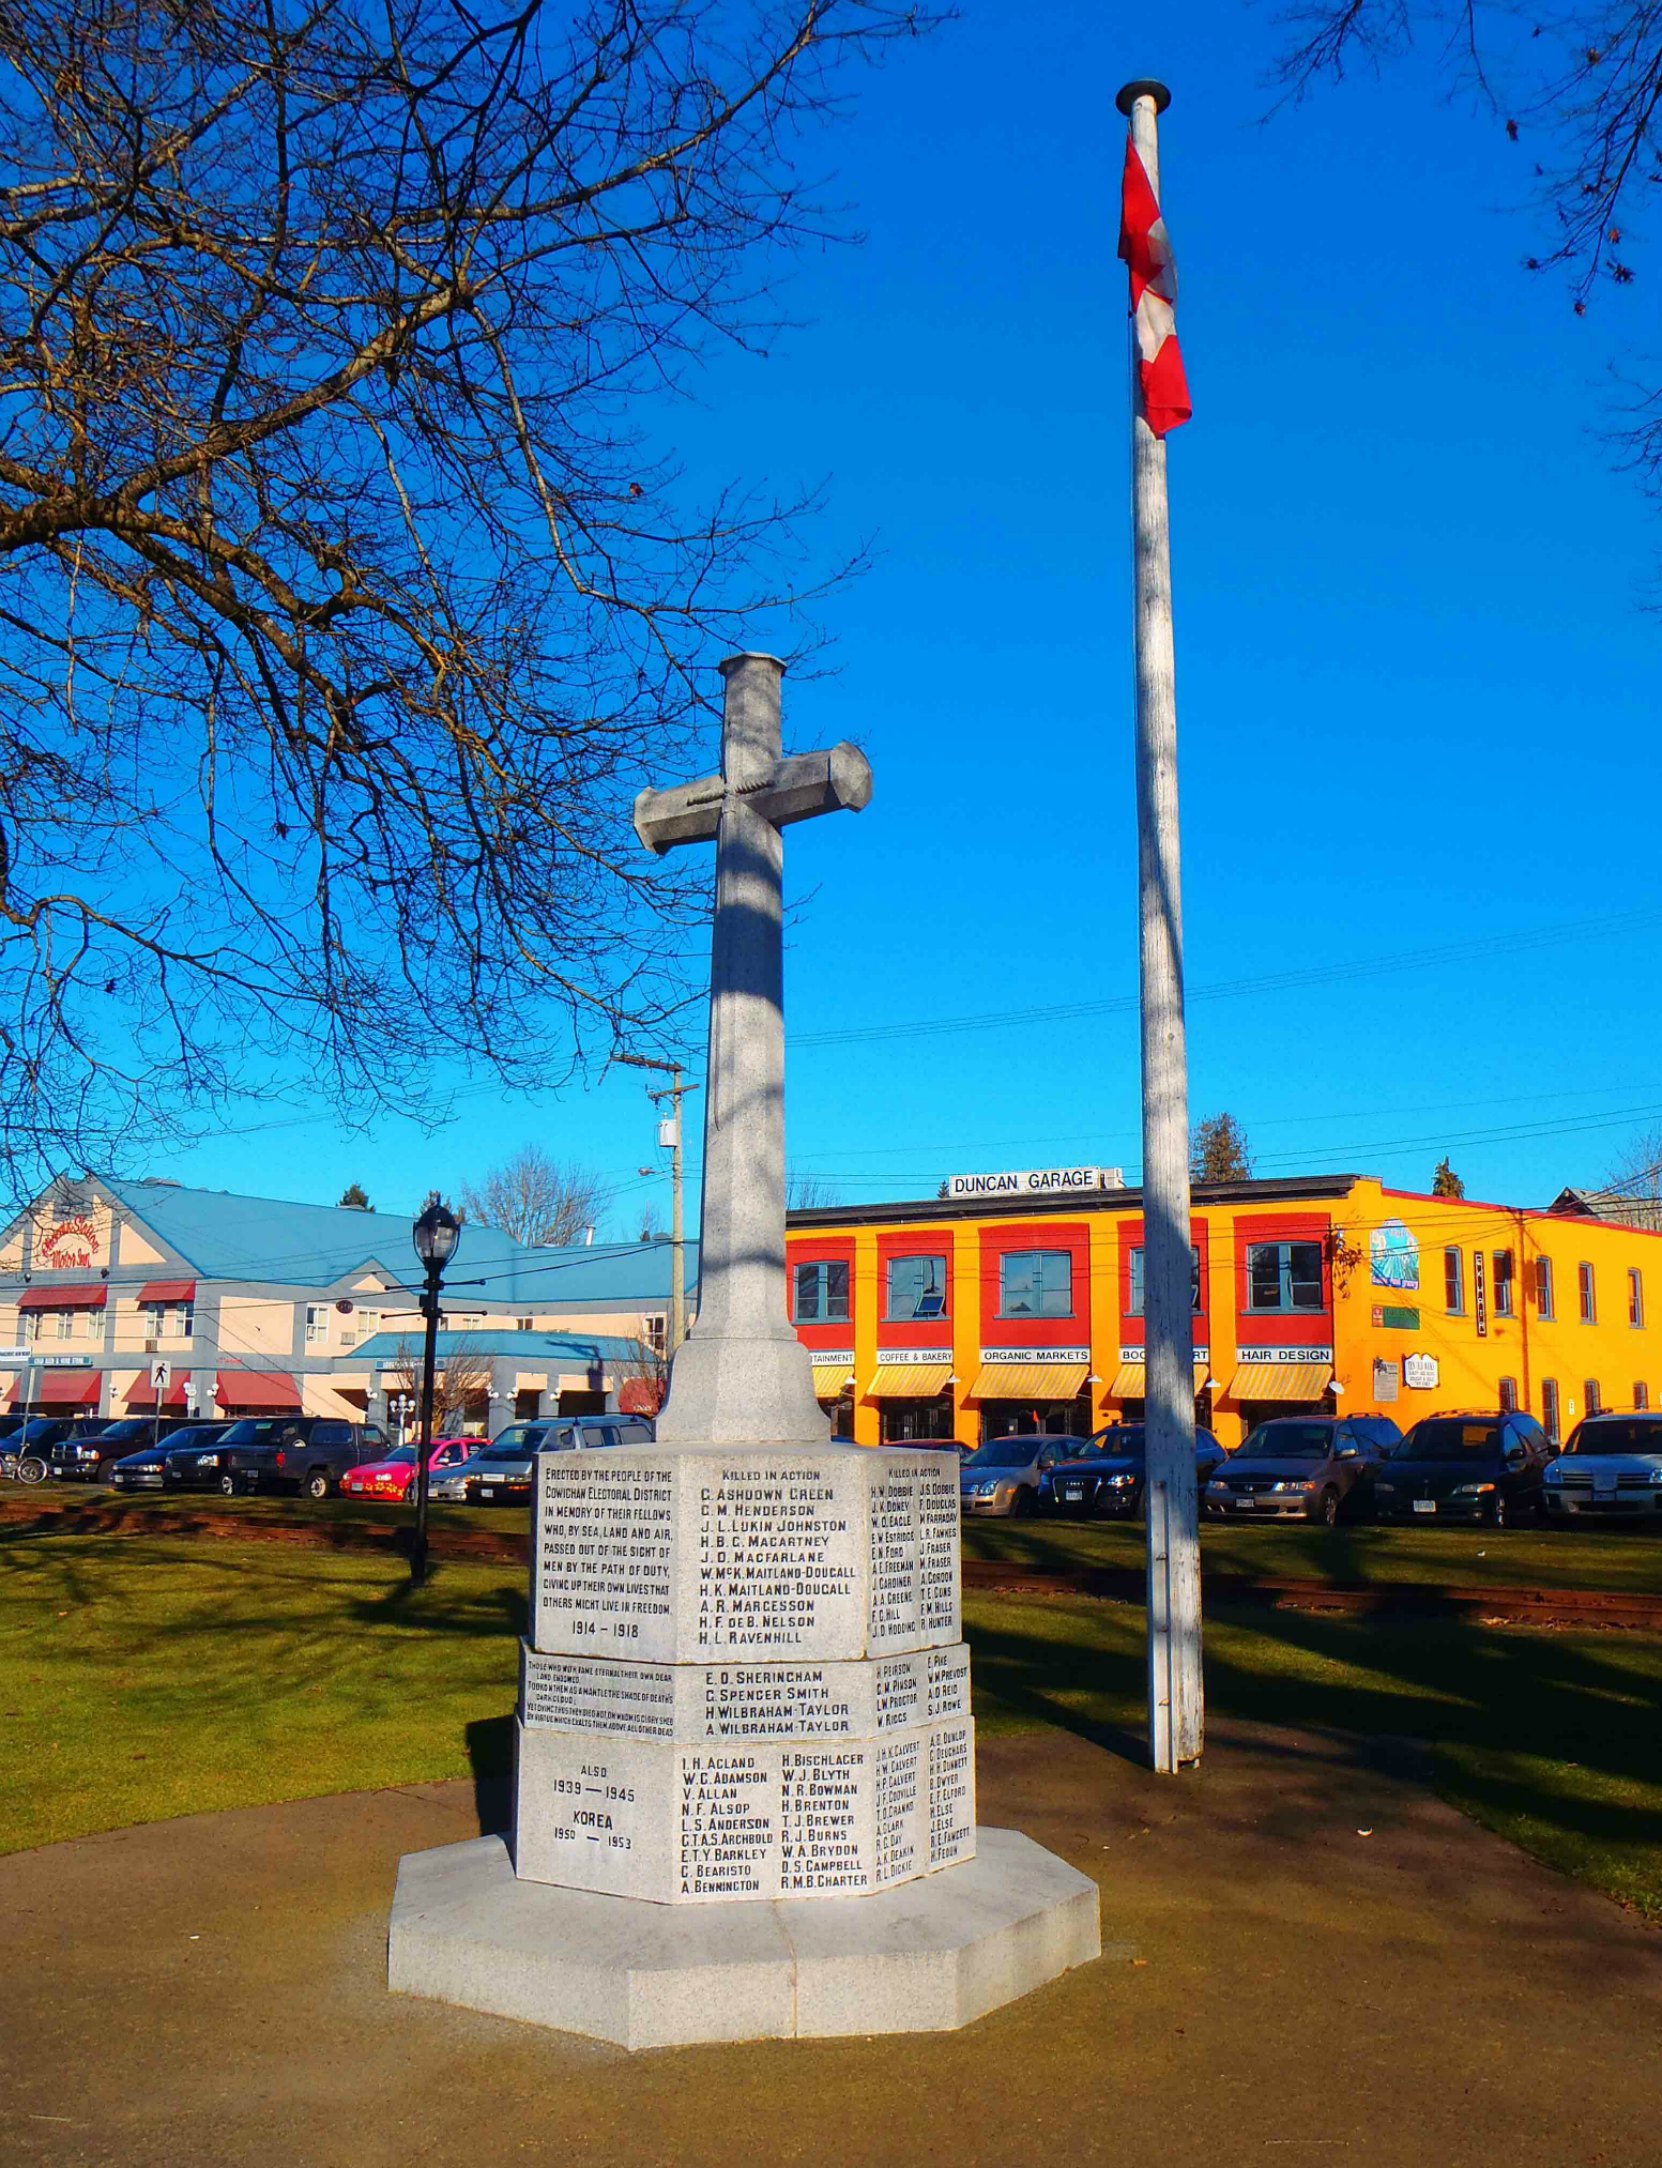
614 1052 699 1352
1118 77 1203 1772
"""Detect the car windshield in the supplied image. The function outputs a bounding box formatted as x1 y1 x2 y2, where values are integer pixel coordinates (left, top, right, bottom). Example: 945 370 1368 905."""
1085 1428 1144 1461
1241 1423 1333 1460
489 1424 552 1455
1565 1419 1662 1457
97 1420 151 1443
219 1419 300 1447
963 1440 1037 1469
378 1446 417 1465
470 1452 530 1470
1394 1420 1500 1459
162 1427 216 1451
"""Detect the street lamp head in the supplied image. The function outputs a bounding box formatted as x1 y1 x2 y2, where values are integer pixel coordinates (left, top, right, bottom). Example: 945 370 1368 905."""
413 1196 461 1270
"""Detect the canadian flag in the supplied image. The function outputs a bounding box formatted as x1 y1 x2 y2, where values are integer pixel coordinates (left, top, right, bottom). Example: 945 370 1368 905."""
1118 133 1192 437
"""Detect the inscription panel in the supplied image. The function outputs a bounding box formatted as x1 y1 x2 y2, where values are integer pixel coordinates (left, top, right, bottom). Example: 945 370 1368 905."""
519 1642 972 1742
516 1713 976 1903
686 1457 866 1660
532 1456 677 1661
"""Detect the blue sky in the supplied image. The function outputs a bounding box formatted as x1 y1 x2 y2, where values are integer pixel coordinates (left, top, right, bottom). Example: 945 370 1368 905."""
167 0 1662 1231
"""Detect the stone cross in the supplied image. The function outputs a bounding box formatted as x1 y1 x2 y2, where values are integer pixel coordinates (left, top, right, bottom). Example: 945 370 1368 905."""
634 652 871 1448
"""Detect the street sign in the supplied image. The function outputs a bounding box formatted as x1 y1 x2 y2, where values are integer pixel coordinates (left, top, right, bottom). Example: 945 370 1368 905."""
150 1360 171 1391
0 1345 30 1363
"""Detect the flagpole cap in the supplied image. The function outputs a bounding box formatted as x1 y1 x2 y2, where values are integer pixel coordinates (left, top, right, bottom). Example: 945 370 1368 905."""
1115 80 1171 115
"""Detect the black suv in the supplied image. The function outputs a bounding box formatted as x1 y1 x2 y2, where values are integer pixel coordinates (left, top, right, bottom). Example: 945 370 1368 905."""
211 1416 391 1499
50 1415 204 1485
1373 1410 1555 1527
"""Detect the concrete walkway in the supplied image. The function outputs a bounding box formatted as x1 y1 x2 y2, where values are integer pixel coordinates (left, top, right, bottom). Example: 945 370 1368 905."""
2 1725 1657 2168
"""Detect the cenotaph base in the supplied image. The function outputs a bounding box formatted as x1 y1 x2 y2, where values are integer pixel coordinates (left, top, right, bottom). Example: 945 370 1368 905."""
387 654 1101 2047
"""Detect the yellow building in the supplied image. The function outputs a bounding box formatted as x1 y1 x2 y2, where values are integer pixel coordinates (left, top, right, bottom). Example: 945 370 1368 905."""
784 1171 1662 1449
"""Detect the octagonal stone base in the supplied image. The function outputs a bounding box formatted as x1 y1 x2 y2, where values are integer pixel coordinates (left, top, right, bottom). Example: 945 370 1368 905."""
388 1826 1103 2050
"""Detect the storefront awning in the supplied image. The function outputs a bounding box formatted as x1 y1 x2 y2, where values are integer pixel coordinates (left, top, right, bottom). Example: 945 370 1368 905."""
811 1362 854 1399
867 1362 952 1399
1229 1361 1332 1405
1107 1359 1210 1400
19 1282 106 1310
136 1278 196 1304
216 1369 301 1410
968 1361 1088 1402
33 1371 101 1406
124 1376 189 1411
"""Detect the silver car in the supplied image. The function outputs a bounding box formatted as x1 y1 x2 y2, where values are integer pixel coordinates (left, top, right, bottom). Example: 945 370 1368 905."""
1543 1413 1662 1521
959 1434 1088 1518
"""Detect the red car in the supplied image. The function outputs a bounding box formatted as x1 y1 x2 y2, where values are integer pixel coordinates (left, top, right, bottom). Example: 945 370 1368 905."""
341 1437 476 1500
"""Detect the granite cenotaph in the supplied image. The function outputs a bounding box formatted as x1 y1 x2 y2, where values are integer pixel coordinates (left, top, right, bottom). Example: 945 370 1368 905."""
387 653 1102 2046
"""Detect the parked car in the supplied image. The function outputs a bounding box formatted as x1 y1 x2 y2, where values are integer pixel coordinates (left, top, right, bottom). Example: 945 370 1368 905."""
341 1437 477 1502
108 1423 230 1491
1372 1410 1554 1527
211 1416 392 1498
1205 1414 1402 1526
444 1414 657 1507
1541 1413 1662 1523
959 1434 1088 1518
1041 1423 1228 1518
50 1414 204 1486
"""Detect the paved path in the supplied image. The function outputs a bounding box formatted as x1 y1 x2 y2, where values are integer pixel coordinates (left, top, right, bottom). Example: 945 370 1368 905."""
2 1724 1657 2168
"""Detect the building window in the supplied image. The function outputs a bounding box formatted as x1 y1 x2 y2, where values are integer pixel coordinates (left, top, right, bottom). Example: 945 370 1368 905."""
792 1260 850 1324
1534 1257 1554 1318
885 1255 948 1322
1493 1251 1514 1318
1629 1268 1644 1328
1634 1383 1650 1410
305 1304 327 1345
1542 1378 1560 1444
1579 1262 1596 1324
175 1302 194 1340
643 1313 667 1355
53 1309 73 1341
1585 1379 1602 1417
516 1316 534 1333
1444 1247 1464 1314
1245 1241 1324 1315
998 1250 1073 1319
20 1309 39 1344
1498 1376 1518 1413
1127 1245 1201 1317
142 1303 165 1341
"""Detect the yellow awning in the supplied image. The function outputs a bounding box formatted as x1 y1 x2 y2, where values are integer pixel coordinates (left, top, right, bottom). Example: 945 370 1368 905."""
1229 1361 1332 1405
811 1362 854 1399
868 1363 953 1399
1107 1359 1210 1400
968 1361 1088 1401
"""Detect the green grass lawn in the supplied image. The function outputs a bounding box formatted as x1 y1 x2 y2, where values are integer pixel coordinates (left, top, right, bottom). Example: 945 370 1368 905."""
3 1531 1659 1920
965 1513 1662 1594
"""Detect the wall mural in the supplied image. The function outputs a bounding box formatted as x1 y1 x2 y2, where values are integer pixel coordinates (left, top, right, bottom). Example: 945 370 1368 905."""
1369 1218 1420 1293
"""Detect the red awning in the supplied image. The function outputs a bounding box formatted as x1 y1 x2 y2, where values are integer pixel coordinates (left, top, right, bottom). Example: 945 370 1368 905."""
125 1376 190 1412
19 1283 106 1311
215 1369 301 1410
136 1278 196 1305
35 1371 101 1406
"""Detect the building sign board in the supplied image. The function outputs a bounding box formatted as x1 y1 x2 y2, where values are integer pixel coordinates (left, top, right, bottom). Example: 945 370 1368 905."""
1372 1305 1420 1331
1472 1250 1487 1339
1403 1353 1440 1390
1236 1345 1334 1365
946 1166 1123 1201
879 1349 953 1365
1117 1346 1209 1364
978 1347 1090 1364
35 1214 99 1269
1372 1358 1400 1403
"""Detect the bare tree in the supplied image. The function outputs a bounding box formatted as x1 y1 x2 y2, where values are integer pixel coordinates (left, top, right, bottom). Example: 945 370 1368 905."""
617 1321 671 1416
1271 4 1662 476
1190 1112 1252 1183
787 1169 836 1210
389 1333 491 1435
461 1145 603 1247
0 0 931 1202
1603 1125 1662 1224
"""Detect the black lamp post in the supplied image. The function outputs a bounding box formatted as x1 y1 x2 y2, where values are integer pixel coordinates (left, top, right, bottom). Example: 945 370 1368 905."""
410 1195 461 1587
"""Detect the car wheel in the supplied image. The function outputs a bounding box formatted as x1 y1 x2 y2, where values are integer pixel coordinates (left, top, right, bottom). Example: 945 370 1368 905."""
1314 1486 1341 1528
304 1469 332 1501
218 1472 241 1497
96 1457 121 1485
1009 1486 1033 1518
